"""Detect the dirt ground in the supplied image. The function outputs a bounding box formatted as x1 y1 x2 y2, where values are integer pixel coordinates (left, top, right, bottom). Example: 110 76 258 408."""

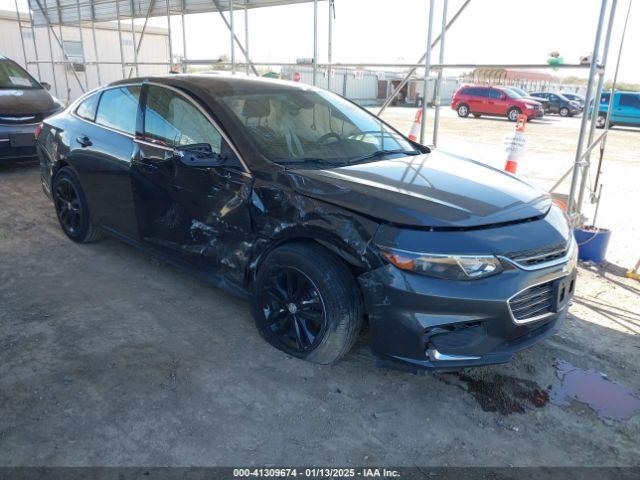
0 163 639 467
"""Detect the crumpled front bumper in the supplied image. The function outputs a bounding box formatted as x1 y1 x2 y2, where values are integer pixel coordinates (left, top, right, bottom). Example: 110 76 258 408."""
358 248 576 371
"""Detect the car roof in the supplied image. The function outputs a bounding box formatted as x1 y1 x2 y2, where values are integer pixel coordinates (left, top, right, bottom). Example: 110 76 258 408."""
109 73 320 97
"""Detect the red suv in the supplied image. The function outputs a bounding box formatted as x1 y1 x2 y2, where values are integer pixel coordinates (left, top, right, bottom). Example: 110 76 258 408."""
451 85 544 121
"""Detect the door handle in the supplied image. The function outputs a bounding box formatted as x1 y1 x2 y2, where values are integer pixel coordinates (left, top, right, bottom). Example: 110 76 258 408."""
76 135 92 147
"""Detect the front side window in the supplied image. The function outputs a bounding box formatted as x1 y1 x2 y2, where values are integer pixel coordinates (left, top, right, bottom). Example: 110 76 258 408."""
489 89 503 99
76 92 100 121
144 85 222 152
0 59 40 89
95 86 141 135
619 93 640 109
218 86 418 166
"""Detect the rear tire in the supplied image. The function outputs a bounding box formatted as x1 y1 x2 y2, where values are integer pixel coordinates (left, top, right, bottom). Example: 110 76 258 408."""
507 107 521 122
52 167 102 243
559 107 570 117
252 242 362 364
457 104 470 118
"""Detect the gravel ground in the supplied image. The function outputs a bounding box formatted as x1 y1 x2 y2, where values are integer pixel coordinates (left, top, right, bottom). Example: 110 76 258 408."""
0 163 639 467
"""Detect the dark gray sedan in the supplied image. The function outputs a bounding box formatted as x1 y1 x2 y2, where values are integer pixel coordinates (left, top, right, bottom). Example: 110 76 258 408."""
0 55 64 161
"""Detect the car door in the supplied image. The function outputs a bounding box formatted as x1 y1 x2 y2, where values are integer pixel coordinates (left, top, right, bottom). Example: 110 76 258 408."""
548 94 561 113
131 83 253 284
613 93 640 125
466 88 485 113
67 85 142 239
487 88 508 115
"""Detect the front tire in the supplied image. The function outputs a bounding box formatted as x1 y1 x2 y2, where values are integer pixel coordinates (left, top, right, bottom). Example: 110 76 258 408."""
507 107 521 122
457 104 470 118
596 113 607 129
52 167 101 243
252 243 362 364
559 107 570 117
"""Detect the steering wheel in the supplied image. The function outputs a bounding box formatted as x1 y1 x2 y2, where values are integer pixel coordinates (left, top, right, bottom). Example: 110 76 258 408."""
317 132 342 144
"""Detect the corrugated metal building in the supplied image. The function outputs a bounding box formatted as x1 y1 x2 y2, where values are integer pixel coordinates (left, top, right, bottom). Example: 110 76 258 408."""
281 65 460 107
1 8 169 103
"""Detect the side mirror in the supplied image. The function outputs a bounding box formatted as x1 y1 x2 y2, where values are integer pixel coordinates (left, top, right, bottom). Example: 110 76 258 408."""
501 94 507 100
40 81 51 91
176 143 225 168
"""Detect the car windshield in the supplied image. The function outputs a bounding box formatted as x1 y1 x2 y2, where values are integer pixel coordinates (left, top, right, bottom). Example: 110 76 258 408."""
508 87 528 97
0 59 41 89
217 85 419 166
504 88 524 98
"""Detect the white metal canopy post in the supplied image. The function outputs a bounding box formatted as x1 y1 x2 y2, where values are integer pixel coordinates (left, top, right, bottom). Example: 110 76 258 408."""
567 0 609 218
313 0 318 86
419 0 435 144
115 0 126 77
26 4 43 82
128 0 157 78
378 0 472 115
230 0 235 73
75 0 89 90
327 0 333 90
432 0 447 147
244 0 249 74
13 0 30 74
576 0 618 212
593 0 633 197
211 0 259 76
166 0 174 71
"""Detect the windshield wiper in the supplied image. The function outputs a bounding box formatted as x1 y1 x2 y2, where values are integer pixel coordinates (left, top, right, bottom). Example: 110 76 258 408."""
274 157 349 167
348 149 420 164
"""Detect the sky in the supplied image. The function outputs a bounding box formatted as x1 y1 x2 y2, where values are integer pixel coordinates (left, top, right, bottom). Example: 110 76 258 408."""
4 0 639 84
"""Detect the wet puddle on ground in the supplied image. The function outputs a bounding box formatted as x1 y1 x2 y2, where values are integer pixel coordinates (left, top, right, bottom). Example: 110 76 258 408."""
443 372 549 415
443 360 640 420
550 360 640 421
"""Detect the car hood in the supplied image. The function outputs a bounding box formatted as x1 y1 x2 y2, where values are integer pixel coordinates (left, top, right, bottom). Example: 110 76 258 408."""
0 88 57 115
288 150 552 229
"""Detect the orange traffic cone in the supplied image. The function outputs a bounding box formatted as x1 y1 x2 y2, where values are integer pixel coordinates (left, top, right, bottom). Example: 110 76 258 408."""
408 110 423 142
504 114 527 174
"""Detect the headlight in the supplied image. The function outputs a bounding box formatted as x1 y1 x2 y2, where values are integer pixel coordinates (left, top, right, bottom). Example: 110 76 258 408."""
525 103 538 109
380 248 503 280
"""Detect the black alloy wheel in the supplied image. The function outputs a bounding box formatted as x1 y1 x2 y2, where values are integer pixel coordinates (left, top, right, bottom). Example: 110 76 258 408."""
54 176 82 237
259 266 326 353
253 243 362 364
52 167 101 243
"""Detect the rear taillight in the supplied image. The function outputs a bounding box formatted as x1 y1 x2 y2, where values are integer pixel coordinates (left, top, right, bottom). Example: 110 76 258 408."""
34 123 43 139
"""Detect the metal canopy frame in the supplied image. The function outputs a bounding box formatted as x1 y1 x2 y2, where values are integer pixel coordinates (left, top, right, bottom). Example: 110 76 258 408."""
14 0 631 226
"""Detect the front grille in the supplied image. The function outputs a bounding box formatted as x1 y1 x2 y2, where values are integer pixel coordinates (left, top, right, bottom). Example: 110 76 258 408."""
509 281 554 322
505 242 569 268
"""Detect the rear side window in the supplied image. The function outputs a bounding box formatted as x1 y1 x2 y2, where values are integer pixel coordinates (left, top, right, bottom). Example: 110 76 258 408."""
143 85 222 151
619 93 640 109
95 86 141 135
600 93 611 104
75 93 100 121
